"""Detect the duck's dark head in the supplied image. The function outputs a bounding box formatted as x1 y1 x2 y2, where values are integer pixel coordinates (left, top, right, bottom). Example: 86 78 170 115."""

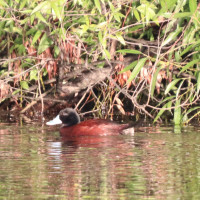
59 108 80 126
46 108 80 126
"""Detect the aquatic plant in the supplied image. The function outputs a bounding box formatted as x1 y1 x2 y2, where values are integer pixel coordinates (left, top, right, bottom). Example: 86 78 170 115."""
0 0 200 124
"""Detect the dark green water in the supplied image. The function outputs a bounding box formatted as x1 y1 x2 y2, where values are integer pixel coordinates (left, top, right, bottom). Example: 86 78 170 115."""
0 123 200 199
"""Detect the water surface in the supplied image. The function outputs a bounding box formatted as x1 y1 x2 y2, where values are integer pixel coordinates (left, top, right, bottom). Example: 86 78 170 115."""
0 123 200 199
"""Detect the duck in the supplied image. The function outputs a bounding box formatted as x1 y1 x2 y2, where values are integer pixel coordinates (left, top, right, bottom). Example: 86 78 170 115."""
46 108 134 136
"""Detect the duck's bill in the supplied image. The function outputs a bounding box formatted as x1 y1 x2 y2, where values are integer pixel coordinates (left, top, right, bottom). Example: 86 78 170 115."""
46 115 62 125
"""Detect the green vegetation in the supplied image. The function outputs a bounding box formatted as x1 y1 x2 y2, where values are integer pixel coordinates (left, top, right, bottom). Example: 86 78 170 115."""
0 0 200 124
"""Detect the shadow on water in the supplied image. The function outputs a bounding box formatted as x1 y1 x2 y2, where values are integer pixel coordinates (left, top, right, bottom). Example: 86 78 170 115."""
1 122 200 199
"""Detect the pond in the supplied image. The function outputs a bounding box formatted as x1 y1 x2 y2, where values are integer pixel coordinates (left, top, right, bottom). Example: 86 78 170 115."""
1 121 200 199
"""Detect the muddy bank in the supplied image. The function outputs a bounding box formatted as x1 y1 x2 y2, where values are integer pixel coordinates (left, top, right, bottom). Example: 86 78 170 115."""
0 95 138 125
0 95 70 123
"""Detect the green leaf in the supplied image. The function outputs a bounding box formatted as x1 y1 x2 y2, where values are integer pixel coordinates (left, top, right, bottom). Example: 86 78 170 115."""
166 100 172 111
182 106 200 123
31 1 48 15
84 15 90 26
97 21 107 29
108 1 115 12
98 31 107 49
180 44 193 56
196 71 200 94
115 32 126 45
137 4 156 24
54 46 60 57
98 31 103 44
175 0 187 12
189 0 197 13
20 9 32 14
151 66 162 98
43 68 48 76
51 1 62 21
173 12 192 18
31 14 35 25
160 0 168 11
0 0 9 7
179 59 199 74
32 30 42 46
133 9 140 21
20 18 29 25
30 69 38 81
146 7 156 22
174 99 181 125
26 28 37 36
17 44 26 55
175 51 181 62
114 12 125 23
97 62 105 68
12 89 20 95
165 79 181 95
176 80 184 99
153 103 167 123
128 58 147 82
38 33 53 54
117 49 142 54
20 81 29 90
35 12 48 24
12 27 22 35
162 27 182 47
129 25 143 32
166 0 178 10
94 0 101 13
156 95 175 107
103 49 111 59
19 0 27 10
119 60 137 74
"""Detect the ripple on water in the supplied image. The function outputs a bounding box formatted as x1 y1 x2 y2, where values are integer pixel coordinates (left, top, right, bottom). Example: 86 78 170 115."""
0 124 200 199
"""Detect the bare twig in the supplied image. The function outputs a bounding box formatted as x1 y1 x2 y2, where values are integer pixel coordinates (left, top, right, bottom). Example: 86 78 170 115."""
20 87 55 114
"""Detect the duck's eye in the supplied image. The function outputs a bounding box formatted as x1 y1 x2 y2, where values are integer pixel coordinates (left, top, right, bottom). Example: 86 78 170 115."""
63 114 69 119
